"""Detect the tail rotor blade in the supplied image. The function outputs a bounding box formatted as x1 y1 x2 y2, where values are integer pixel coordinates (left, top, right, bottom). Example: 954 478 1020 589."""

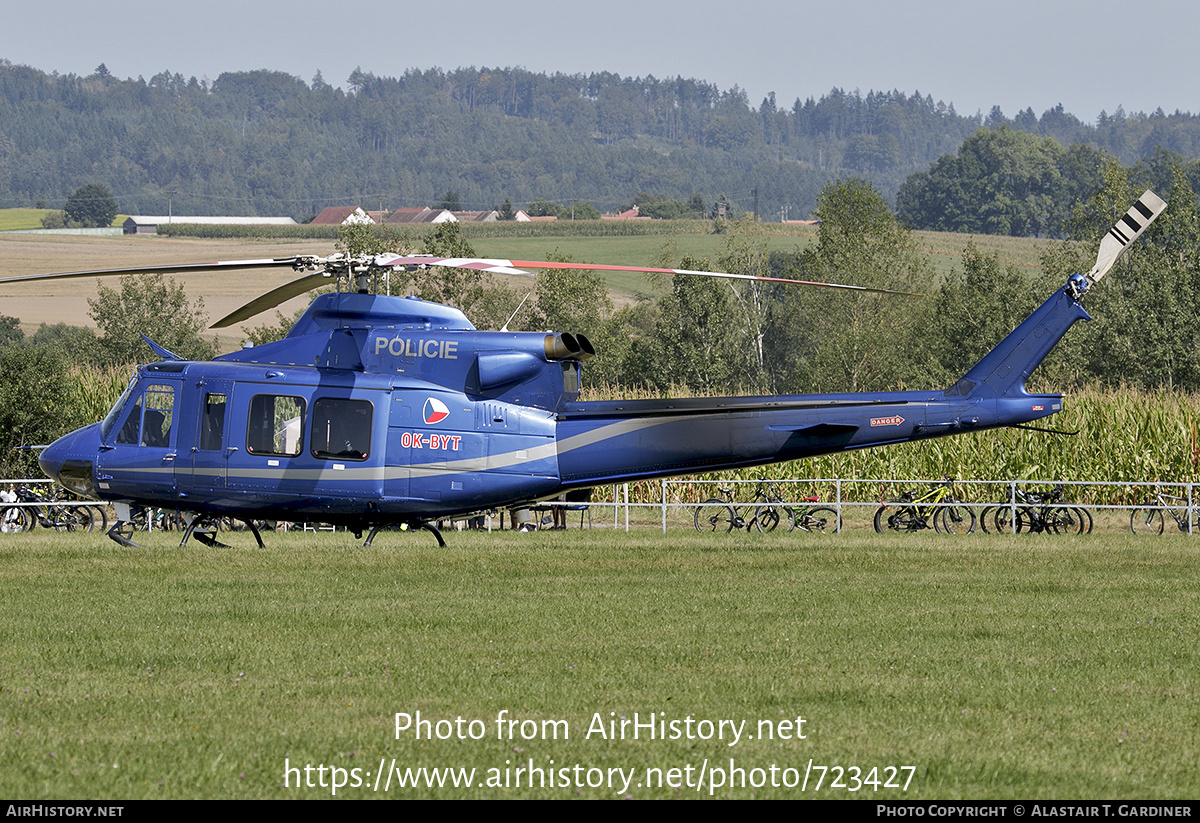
1088 190 1167 284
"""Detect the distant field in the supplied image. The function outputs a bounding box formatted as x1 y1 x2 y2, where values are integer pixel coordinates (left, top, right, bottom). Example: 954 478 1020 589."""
0 225 1065 349
1 529 1195 799
0 210 126 231
0 233 342 348
0 209 52 231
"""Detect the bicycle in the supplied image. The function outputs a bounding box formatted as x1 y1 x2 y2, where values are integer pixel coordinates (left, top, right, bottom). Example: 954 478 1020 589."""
0 489 26 534
980 485 1091 535
874 478 975 534
789 497 841 534
0 484 105 533
694 481 803 534
1130 491 1200 535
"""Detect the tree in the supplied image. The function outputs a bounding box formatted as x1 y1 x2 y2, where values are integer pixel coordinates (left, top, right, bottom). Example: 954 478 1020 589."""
924 242 1043 383
766 179 934 392
1047 163 1200 391
28 323 99 358
0 315 22 347
526 199 563 218
896 127 1104 237
0 341 74 476
716 219 773 391
87 275 217 365
651 262 748 394
63 183 119 228
436 190 462 212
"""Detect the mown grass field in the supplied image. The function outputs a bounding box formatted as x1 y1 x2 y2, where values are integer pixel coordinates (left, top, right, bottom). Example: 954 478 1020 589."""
0 210 52 232
1 528 1195 799
0 210 126 231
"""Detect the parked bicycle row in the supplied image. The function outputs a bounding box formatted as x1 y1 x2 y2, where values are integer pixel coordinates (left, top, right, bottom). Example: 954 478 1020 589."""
0 484 107 534
687 478 1200 536
4 478 1198 538
693 481 842 533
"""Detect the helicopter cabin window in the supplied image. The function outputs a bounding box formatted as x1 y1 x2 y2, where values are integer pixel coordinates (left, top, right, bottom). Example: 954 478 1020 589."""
199 393 227 451
310 398 372 461
115 384 175 448
246 394 305 457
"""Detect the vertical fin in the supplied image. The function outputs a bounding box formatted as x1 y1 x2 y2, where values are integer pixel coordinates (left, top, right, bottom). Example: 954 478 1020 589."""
956 190 1167 399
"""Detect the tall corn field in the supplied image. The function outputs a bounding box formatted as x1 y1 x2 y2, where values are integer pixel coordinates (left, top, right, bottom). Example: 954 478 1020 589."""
584 385 1200 506
65 364 134 430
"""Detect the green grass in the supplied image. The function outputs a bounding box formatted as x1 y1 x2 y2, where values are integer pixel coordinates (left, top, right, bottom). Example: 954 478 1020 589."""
468 226 1059 299
0 210 128 231
1 529 1195 799
0 209 53 231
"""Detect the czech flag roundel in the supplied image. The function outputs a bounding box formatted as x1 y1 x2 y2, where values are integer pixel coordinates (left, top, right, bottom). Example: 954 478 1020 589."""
422 397 450 425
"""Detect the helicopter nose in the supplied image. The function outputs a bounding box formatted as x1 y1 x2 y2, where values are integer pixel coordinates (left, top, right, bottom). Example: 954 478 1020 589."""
39 423 102 499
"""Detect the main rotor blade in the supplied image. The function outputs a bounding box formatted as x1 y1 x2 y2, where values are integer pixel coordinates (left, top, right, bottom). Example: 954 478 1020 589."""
212 271 331 328
1087 189 1167 284
0 257 309 286
376 255 921 296
375 254 537 277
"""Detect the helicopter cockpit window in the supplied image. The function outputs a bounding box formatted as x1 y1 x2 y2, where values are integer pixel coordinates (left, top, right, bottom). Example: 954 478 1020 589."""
310 398 372 461
113 383 175 447
100 374 138 441
116 395 143 445
247 394 305 457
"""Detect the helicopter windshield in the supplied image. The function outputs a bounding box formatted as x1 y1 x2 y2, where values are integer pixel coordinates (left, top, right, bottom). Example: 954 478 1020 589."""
99 373 139 440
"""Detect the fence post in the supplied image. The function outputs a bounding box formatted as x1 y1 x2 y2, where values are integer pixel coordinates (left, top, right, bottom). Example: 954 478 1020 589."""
835 478 842 533
1180 484 1190 542
661 480 667 534
1008 480 1017 534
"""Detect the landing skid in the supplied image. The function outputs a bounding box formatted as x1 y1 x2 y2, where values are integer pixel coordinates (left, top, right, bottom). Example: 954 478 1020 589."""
180 516 265 548
106 520 144 548
363 522 446 548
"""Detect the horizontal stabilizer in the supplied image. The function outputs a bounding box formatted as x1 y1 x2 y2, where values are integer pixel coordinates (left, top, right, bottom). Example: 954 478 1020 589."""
764 422 859 436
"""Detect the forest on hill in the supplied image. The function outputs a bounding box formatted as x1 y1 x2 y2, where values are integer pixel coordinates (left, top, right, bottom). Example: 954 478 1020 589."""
3 60 1200 225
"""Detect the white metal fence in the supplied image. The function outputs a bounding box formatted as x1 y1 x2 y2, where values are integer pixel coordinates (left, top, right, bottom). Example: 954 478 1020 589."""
4 477 1197 536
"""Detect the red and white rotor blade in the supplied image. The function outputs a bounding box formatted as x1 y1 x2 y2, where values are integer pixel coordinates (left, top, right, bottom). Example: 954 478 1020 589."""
376 254 921 296
1087 190 1167 284
375 254 536 277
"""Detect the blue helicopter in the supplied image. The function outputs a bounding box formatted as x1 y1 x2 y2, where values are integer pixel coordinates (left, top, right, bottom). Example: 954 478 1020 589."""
8 191 1165 547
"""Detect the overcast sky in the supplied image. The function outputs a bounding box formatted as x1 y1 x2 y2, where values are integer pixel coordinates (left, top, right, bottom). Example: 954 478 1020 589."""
2 0 1195 125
